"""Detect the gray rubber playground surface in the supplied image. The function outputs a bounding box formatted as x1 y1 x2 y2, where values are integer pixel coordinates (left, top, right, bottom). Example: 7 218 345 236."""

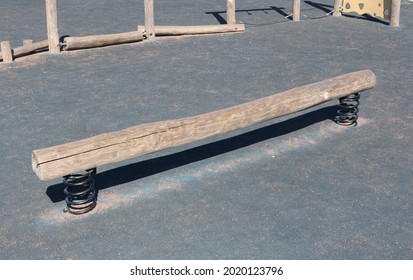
0 0 412 259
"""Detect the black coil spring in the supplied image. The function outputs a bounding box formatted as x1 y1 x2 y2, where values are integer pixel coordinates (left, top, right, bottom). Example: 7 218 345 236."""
335 93 360 126
63 168 97 215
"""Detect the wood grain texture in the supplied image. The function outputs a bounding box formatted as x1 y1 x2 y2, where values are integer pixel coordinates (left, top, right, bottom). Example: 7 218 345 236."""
293 0 301 21
390 0 401 27
136 24 245 36
1 41 13 62
144 0 155 38
13 40 48 58
63 31 144 51
23 40 34 46
32 70 377 181
45 0 60 54
227 0 236 24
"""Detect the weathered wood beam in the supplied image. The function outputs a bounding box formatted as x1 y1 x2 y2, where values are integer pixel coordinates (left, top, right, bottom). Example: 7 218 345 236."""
390 0 401 27
13 40 49 58
227 0 236 24
32 70 376 181
144 0 155 38
333 0 342 16
45 0 60 54
136 24 245 36
1 41 13 62
62 31 145 51
23 39 33 46
293 0 301 21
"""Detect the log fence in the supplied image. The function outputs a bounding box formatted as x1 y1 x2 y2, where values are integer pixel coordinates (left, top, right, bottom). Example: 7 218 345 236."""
0 1 402 63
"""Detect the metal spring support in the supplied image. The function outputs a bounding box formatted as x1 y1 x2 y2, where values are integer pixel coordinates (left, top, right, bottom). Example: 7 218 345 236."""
63 168 97 215
335 93 360 126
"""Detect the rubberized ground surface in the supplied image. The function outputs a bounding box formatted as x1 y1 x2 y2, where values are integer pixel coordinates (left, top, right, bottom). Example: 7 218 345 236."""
0 0 412 259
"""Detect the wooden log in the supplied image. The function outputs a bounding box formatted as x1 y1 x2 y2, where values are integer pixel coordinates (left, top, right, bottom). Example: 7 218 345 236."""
144 0 155 38
136 24 245 36
1 41 13 62
390 0 401 27
23 39 34 46
293 0 301 21
227 0 236 24
45 0 60 54
62 31 145 51
32 70 376 181
333 0 342 16
13 40 49 58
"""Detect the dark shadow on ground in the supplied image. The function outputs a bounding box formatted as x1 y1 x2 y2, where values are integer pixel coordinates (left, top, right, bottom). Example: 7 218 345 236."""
205 11 228 24
205 7 286 24
304 1 389 25
304 1 333 13
46 105 339 203
270 6 289 18
342 13 388 25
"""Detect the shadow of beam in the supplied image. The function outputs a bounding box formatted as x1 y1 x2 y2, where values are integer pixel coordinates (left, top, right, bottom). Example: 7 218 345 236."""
205 7 286 24
304 1 334 13
46 105 339 203
270 6 289 18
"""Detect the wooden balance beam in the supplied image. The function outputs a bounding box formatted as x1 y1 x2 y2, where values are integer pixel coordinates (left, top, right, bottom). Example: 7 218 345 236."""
32 70 376 181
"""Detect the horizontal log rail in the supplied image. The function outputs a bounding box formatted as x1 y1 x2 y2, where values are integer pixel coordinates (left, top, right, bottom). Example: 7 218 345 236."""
1 24 243 61
0 40 49 62
62 31 145 51
32 70 376 181
137 24 245 36
13 40 49 58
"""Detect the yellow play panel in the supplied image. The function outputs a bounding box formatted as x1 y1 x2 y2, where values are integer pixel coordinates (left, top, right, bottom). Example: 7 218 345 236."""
341 0 392 20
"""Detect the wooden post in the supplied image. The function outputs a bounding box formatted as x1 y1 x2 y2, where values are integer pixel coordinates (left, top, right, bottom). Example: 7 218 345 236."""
45 0 60 53
227 0 236 24
32 70 376 181
1 41 13 62
293 0 301 21
333 0 342 16
144 0 155 38
390 0 401 27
